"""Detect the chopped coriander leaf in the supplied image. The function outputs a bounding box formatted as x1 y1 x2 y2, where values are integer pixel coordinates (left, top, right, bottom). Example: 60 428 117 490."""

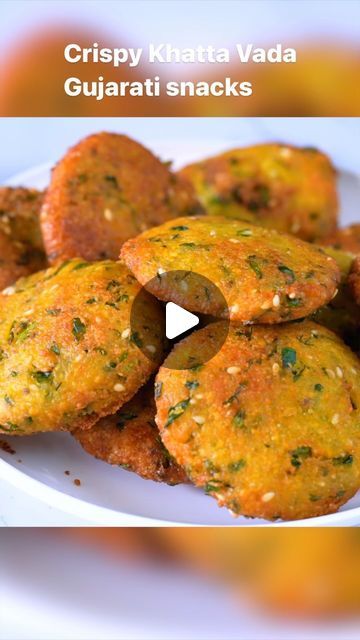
332 454 353 466
165 399 190 427
185 380 199 390
50 342 60 355
233 409 246 427
246 255 263 279
314 383 323 392
72 317 86 341
290 445 312 468
281 347 297 369
228 459 246 472
32 370 53 383
278 265 296 283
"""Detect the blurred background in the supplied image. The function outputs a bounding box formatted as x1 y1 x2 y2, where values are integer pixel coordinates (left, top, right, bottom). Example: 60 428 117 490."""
0 117 359 184
0 0 359 116
1 528 360 639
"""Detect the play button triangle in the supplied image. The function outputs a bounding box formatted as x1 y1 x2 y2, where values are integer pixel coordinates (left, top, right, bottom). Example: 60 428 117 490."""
165 302 199 340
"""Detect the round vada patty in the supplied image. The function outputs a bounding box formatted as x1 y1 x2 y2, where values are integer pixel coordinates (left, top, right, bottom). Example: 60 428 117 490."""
41 132 202 263
155 320 360 521
178 143 338 241
0 259 165 435
121 216 340 323
0 186 46 290
74 382 187 485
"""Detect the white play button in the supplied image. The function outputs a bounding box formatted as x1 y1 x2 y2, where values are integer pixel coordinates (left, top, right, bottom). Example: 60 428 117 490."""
165 302 199 340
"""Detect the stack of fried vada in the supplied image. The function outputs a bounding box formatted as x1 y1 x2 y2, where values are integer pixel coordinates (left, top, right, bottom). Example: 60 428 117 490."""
1 133 360 520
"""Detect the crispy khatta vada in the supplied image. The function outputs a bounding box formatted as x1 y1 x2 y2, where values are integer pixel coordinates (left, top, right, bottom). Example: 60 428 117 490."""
121 216 340 323
179 144 338 241
41 132 202 263
0 259 165 435
155 320 360 521
74 382 187 485
0 186 46 290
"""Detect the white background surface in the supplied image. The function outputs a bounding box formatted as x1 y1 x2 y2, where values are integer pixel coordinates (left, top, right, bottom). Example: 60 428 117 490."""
0 119 360 527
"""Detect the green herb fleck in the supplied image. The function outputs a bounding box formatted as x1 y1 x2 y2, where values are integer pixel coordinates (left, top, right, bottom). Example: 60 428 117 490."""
233 410 246 428
72 317 86 341
278 265 296 284
282 347 297 369
228 459 246 472
171 225 189 231
290 445 312 468
332 454 353 466
50 342 60 356
32 370 53 384
165 399 190 427
185 380 199 390
314 383 323 392
246 255 263 279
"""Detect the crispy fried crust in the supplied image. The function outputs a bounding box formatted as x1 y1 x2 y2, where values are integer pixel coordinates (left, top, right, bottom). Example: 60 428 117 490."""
179 144 338 241
155 321 360 521
348 255 360 305
74 383 187 485
0 259 166 435
121 216 340 323
0 187 46 290
312 247 360 350
322 223 360 254
41 132 202 263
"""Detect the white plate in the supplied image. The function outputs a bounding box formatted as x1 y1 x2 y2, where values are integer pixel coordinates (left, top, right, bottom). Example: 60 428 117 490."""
1 141 360 526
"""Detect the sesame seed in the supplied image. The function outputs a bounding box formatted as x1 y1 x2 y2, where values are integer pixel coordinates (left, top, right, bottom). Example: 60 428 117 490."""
291 222 300 233
95 317 101 324
229 238 241 243
227 366 240 375
189 398 196 405
331 288 338 300
23 308 34 316
121 328 130 339
336 366 343 379
180 280 188 291
114 383 125 392
2 286 15 295
209 230 216 237
331 413 339 425
262 491 275 502
146 344 156 353
192 416 205 425
272 294 280 307
104 208 113 221
230 304 239 313
195 394 203 400
351 367 358 375
288 292 296 299
325 368 335 379
272 362 280 374
157 268 166 275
